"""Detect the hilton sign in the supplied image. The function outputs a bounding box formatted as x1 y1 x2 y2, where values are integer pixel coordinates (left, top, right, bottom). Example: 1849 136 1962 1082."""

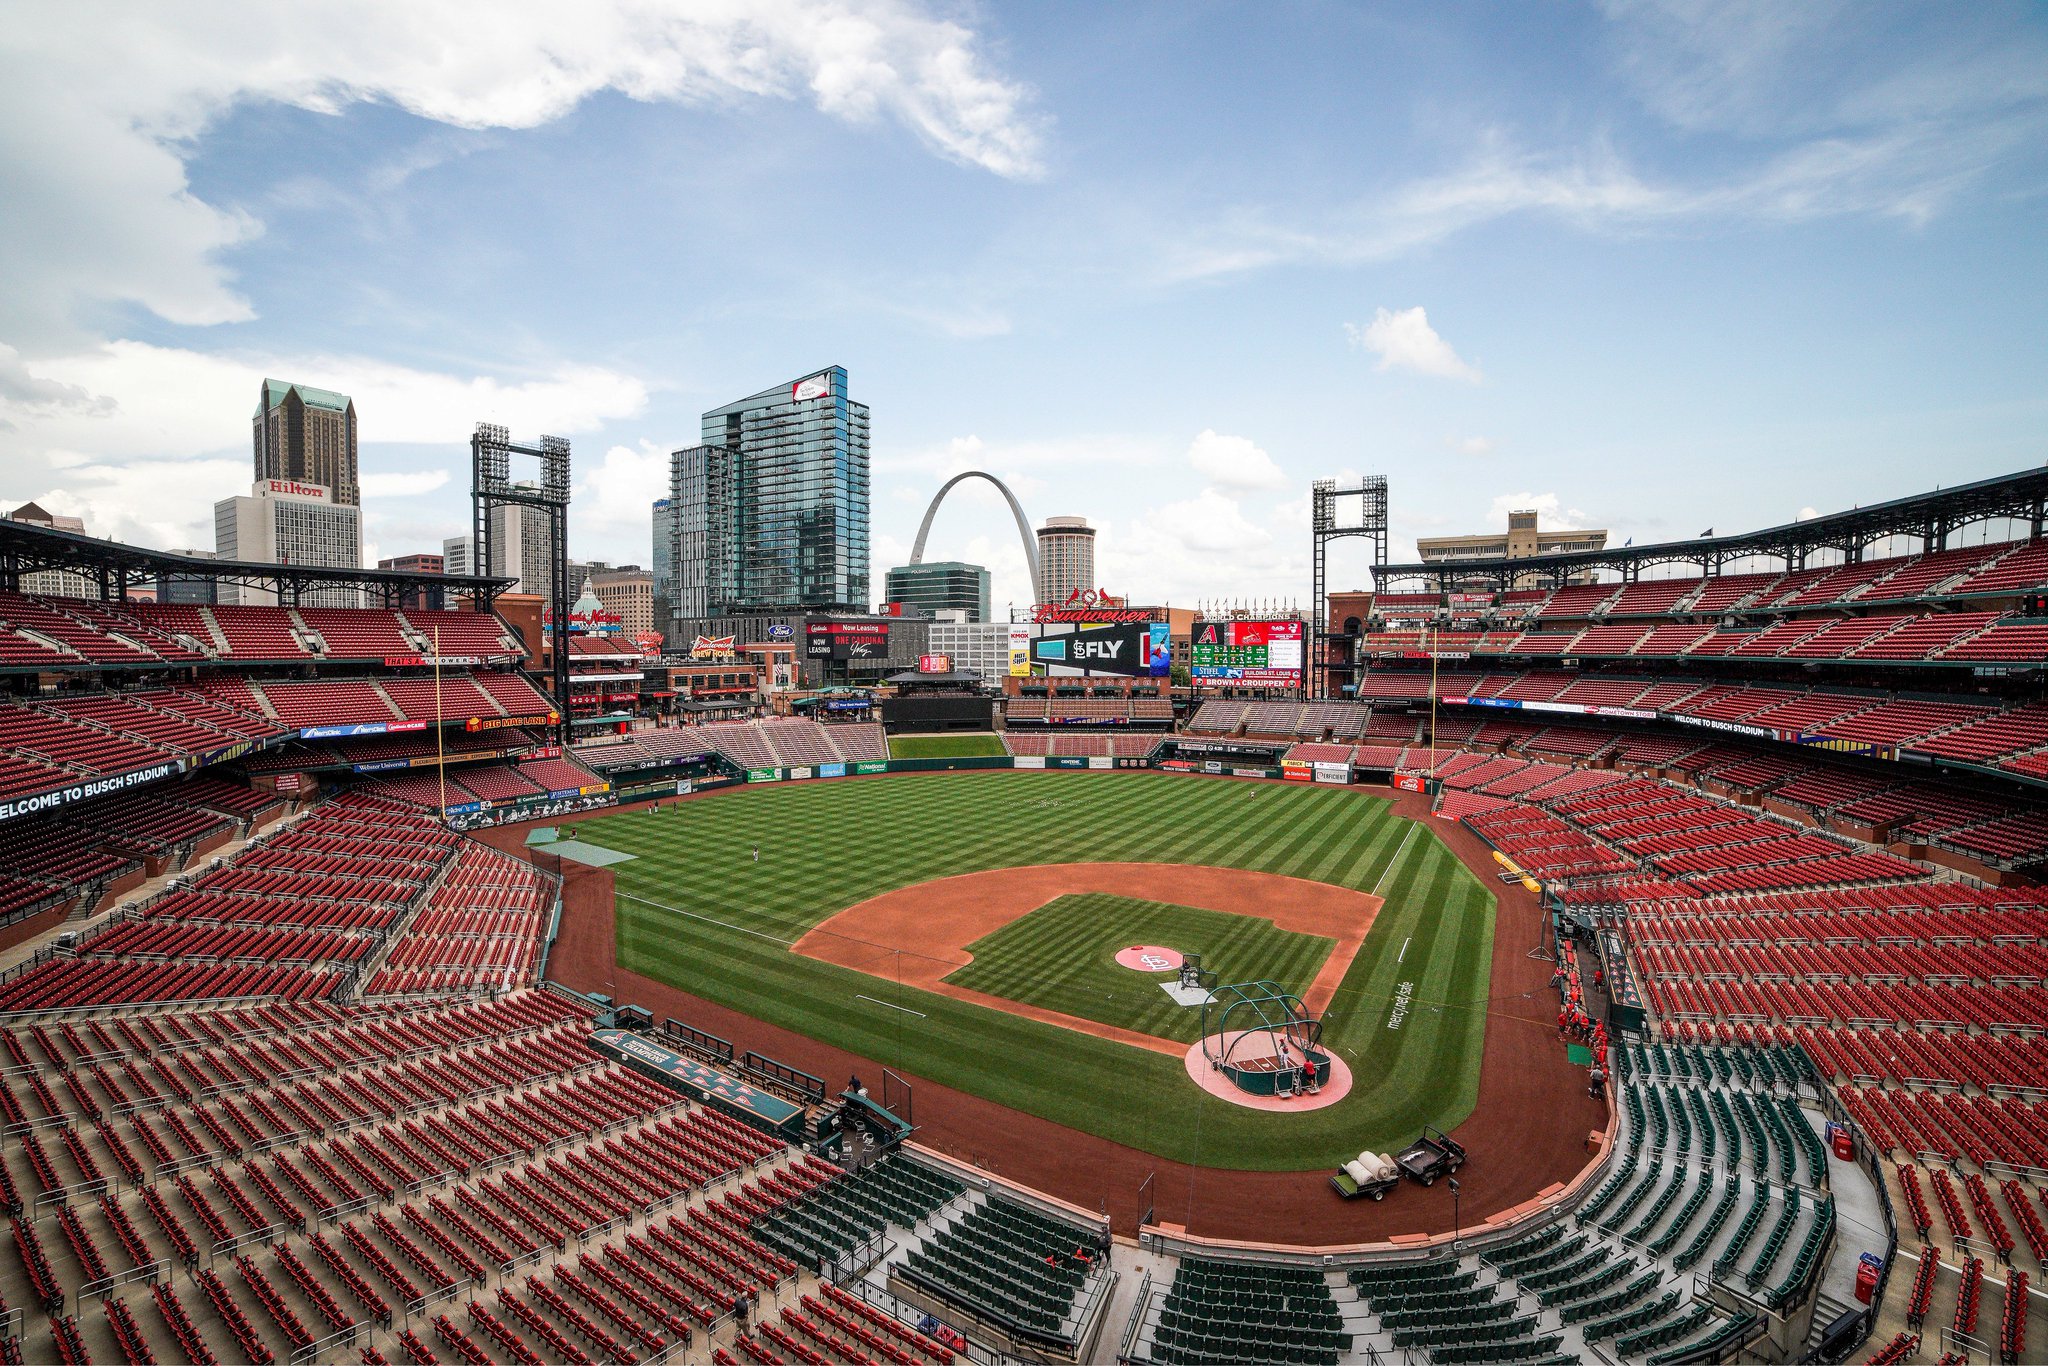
262 478 330 501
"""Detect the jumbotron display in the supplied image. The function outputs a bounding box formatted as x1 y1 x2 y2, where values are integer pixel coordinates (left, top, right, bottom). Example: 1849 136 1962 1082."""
1191 618 1304 689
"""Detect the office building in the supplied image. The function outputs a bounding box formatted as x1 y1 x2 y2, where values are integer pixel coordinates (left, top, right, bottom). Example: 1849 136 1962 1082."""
885 561 991 622
377 553 445 611
651 496 680 641
1035 515 1096 605
6 503 95 597
213 478 362 605
442 535 473 578
254 379 359 507
1418 509 1609 586
591 565 656 638
484 491 556 599
926 611 1007 684
670 366 869 632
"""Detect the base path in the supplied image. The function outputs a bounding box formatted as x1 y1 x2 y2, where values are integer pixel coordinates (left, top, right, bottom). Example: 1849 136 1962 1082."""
790 863 1381 1055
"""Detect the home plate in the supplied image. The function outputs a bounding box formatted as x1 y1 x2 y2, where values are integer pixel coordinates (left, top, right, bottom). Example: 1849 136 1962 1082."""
1161 981 1214 1007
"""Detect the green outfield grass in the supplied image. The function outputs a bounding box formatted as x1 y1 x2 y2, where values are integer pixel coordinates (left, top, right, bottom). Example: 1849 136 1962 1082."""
580 770 1495 1170
945 893 1335 1044
887 733 1007 759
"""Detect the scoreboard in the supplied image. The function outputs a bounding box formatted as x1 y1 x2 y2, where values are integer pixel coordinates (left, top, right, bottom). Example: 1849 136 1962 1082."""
1191 619 1304 689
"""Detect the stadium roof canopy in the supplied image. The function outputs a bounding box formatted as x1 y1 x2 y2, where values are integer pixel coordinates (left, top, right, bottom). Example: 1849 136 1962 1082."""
1378 465 2048 589
0 515 514 603
882 668 983 685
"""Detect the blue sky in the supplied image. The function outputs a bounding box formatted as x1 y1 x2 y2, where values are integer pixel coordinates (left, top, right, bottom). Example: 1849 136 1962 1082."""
2 1 2044 613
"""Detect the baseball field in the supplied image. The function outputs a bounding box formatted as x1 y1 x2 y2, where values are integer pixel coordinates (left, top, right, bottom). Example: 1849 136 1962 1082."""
573 770 1496 1171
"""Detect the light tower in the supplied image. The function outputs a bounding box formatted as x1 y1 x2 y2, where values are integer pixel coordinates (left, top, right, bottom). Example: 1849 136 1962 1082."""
1310 476 1388 699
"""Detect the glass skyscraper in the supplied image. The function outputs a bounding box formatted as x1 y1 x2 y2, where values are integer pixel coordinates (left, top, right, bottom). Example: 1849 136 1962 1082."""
670 367 870 620
885 561 991 622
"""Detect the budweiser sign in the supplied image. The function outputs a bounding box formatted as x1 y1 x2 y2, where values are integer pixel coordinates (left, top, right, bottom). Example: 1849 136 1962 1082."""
690 634 736 659
1032 604 1153 624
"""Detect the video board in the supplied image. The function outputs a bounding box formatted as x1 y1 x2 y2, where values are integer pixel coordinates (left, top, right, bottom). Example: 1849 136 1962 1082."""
805 621 890 661
1008 622 1169 678
1191 619 1304 689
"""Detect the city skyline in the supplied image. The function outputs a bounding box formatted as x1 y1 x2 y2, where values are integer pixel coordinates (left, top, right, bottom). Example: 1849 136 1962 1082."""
1 4 2044 613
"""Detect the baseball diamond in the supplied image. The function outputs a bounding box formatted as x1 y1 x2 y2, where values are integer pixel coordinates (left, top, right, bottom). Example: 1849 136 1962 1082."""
573 769 1498 1170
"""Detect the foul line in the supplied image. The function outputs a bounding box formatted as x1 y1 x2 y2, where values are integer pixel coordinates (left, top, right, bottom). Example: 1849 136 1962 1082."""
617 891 798 947
856 995 927 1018
1372 823 1422 898
1398 937 1411 964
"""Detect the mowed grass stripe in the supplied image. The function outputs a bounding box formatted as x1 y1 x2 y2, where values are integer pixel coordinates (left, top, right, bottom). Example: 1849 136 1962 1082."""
945 893 1336 1044
581 771 1494 1169
888 733 1007 759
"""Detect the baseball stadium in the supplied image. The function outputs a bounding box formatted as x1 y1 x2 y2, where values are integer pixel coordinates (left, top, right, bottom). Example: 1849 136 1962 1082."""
0 463 2045 1366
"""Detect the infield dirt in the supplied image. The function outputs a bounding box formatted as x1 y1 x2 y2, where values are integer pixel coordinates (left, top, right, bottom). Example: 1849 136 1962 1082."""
789 863 1380 1055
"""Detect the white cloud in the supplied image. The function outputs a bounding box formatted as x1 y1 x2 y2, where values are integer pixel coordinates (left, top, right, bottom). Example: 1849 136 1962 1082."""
358 470 450 499
570 441 670 564
0 344 118 422
875 432 1164 484
1446 435 1494 456
1487 491 1589 531
1186 429 1286 491
1796 505 1820 521
0 340 649 553
1156 30 2048 288
0 0 1045 347
1103 490 1309 609
1346 307 1482 382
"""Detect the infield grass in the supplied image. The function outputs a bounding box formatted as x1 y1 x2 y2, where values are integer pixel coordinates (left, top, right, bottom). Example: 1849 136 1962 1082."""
887 733 1007 759
582 770 1495 1170
945 893 1334 1044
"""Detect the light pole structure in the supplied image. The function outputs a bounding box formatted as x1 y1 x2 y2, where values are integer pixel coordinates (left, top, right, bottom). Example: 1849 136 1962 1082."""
1309 476 1387 699
1449 1176 1462 1250
472 423 572 746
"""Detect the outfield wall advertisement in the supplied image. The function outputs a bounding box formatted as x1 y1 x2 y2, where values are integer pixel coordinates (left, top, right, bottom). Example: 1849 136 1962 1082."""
1191 619 1304 689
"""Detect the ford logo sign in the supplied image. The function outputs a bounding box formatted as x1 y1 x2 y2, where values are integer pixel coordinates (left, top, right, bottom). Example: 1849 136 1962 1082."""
767 623 794 639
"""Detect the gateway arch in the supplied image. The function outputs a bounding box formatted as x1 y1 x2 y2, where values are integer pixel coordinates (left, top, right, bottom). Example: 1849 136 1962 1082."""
909 470 1040 596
